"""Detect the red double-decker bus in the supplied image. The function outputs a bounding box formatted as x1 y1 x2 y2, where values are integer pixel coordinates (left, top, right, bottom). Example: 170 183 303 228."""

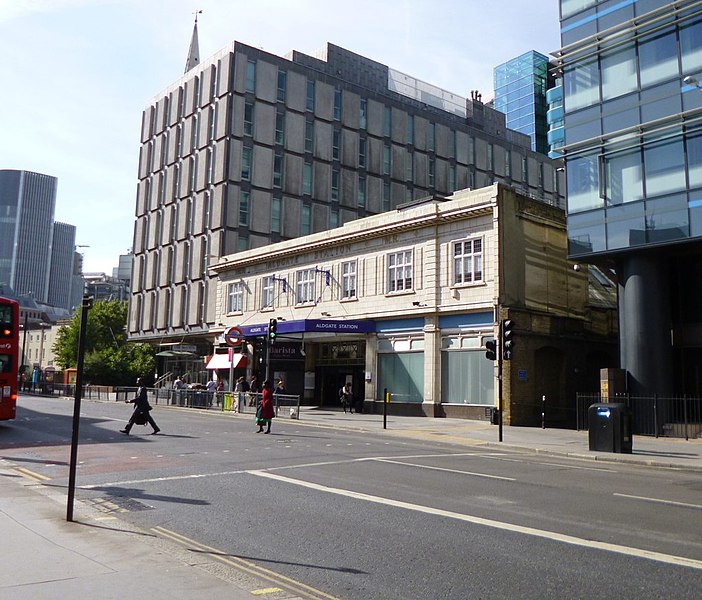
0 296 19 420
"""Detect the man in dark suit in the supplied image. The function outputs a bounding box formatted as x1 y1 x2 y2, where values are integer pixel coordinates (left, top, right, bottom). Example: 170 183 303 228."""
121 377 160 435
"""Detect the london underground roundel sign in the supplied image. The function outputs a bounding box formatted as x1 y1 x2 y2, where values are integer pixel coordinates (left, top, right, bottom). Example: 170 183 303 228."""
223 326 244 347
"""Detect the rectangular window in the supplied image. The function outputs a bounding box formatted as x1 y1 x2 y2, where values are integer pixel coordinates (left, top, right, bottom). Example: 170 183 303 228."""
449 165 456 192
521 156 528 184
468 137 475 164
427 122 435 152
449 130 456 158
384 106 392 137
206 147 214 185
387 250 413 293
262 276 274 309
244 102 254 136
383 180 391 211
359 138 367 168
334 86 342 120
429 158 435 187
360 99 367 130
275 109 285 145
296 268 316 303
331 168 340 201
239 190 249 226
301 204 311 235
383 144 391 175
505 149 511 177
358 175 366 207
407 114 414 145
305 120 314 154
237 233 249 252
208 106 215 140
330 208 339 228
453 238 483 284
191 114 199 151
271 197 281 233
303 162 312 196
306 79 315 111
406 154 414 182
241 147 252 181
342 260 357 299
273 152 284 189
332 129 341 161
227 282 244 313
245 60 256 93
277 69 286 102
487 144 494 171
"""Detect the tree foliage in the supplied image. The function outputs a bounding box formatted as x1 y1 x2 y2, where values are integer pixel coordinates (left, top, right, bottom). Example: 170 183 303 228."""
52 300 156 386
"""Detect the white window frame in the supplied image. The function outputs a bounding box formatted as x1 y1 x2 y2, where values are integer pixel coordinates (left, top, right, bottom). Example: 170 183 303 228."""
296 268 316 304
387 250 413 293
452 237 484 286
227 281 244 313
261 276 274 309
341 260 357 300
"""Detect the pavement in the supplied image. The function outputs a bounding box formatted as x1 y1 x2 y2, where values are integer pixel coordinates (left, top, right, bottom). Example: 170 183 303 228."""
1 402 701 599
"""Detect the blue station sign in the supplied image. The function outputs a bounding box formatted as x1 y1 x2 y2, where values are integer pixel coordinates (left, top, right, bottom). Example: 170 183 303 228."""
237 319 374 337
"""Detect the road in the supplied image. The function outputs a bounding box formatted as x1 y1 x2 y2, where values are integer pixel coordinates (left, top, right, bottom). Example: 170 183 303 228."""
2 395 701 599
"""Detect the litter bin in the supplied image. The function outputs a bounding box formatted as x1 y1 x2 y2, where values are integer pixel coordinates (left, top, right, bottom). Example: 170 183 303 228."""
588 402 633 453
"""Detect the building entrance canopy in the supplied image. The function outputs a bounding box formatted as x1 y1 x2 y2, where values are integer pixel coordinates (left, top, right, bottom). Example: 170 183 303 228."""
237 319 375 338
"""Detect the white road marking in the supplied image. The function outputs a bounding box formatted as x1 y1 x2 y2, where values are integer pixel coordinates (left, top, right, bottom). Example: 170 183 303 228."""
374 458 515 481
614 493 702 510
486 455 617 472
248 470 702 571
79 469 249 489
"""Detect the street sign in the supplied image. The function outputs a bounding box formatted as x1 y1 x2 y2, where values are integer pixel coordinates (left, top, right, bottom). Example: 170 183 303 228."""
223 326 244 347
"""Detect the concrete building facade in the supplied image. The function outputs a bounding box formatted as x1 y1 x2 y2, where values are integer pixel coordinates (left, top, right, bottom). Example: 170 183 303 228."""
0 170 57 303
209 185 616 425
129 41 566 360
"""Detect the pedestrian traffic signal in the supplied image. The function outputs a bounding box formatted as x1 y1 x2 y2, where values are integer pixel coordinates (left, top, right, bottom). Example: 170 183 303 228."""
485 339 497 361
268 318 278 344
502 319 514 360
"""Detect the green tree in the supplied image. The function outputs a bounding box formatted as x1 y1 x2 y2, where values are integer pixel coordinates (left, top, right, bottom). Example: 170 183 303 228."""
52 300 156 386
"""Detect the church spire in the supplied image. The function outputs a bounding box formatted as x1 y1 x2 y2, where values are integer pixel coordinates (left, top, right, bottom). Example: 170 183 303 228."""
184 10 202 74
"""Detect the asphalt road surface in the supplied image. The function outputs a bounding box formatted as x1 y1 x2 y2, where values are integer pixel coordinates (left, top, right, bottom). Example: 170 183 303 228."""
2 395 701 599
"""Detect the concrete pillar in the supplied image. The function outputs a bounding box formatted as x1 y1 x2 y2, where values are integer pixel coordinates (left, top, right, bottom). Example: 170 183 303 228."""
618 254 673 396
423 315 441 414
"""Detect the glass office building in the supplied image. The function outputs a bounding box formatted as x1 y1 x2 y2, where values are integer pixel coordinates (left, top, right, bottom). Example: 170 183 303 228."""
494 51 552 154
556 0 702 396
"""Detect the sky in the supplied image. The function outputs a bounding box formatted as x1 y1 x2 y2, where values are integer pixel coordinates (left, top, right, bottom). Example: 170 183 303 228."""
0 0 561 274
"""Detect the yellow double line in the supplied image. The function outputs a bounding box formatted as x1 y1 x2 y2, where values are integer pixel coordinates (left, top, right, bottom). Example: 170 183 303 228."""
13 467 50 482
151 526 340 600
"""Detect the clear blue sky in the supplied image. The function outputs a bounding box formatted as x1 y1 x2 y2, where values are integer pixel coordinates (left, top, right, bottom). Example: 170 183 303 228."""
0 0 561 274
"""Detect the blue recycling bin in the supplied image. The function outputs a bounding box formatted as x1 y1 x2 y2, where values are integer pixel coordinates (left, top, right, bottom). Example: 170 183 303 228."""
588 403 633 453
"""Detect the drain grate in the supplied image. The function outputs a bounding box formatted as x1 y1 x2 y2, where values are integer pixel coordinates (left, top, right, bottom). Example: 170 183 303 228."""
84 495 154 514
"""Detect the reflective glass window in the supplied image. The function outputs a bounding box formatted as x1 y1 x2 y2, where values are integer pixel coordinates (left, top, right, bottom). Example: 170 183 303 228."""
567 210 607 255
687 132 702 189
688 192 702 237
606 202 646 249
567 153 602 212
644 136 686 197
601 45 637 101
563 56 600 111
640 81 681 123
605 148 643 205
639 30 679 88
680 19 702 75
645 193 689 243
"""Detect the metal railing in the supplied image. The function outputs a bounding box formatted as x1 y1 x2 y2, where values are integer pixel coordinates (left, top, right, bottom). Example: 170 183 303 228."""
114 387 301 420
576 393 702 440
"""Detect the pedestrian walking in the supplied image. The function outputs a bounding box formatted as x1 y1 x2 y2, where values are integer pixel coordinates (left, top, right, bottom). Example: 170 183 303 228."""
256 380 275 434
339 382 353 413
121 377 160 435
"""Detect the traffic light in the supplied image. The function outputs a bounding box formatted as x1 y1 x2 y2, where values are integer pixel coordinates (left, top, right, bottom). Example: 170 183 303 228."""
268 318 278 344
502 319 514 360
485 339 497 361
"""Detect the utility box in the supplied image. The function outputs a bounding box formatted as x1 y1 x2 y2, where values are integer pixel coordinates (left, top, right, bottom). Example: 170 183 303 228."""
588 403 633 453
